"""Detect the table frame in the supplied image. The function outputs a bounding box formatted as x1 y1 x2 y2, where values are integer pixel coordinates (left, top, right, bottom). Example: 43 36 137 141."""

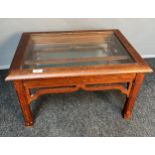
6 29 152 126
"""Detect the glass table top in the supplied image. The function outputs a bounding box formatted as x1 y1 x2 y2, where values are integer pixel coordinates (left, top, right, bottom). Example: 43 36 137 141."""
22 32 135 69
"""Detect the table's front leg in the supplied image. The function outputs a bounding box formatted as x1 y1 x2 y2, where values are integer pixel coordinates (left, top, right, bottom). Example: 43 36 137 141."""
13 81 33 126
123 73 144 119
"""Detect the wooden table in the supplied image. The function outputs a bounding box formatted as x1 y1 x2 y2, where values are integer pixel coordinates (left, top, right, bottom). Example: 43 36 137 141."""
6 29 153 126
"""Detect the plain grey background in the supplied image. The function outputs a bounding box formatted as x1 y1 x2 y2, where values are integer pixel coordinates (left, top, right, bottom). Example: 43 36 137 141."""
0 18 155 69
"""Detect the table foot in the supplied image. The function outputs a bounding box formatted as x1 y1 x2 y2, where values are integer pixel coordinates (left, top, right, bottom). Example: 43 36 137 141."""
122 110 132 119
25 121 33 127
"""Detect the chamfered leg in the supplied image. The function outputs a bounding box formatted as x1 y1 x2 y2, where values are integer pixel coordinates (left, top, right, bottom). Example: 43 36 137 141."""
13 81 33 126
123 73 144 119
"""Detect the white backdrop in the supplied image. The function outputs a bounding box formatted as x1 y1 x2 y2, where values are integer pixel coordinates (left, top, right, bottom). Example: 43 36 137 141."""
0 18 155 69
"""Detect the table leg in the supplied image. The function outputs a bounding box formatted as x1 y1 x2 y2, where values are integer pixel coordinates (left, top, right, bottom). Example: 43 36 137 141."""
13 81 33 126
123 73 144 119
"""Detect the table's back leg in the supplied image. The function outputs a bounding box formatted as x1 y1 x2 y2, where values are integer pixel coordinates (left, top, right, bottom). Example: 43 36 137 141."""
123 73 144 119
13 81 33 126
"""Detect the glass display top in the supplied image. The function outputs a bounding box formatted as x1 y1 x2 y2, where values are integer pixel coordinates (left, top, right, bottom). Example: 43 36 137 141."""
22 32 135 69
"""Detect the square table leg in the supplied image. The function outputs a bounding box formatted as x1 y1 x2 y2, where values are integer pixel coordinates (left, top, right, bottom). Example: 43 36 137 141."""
13 81 33 126
123 73 144 119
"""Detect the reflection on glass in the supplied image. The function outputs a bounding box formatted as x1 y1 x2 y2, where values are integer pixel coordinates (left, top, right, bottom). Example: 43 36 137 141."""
22 33 134 69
